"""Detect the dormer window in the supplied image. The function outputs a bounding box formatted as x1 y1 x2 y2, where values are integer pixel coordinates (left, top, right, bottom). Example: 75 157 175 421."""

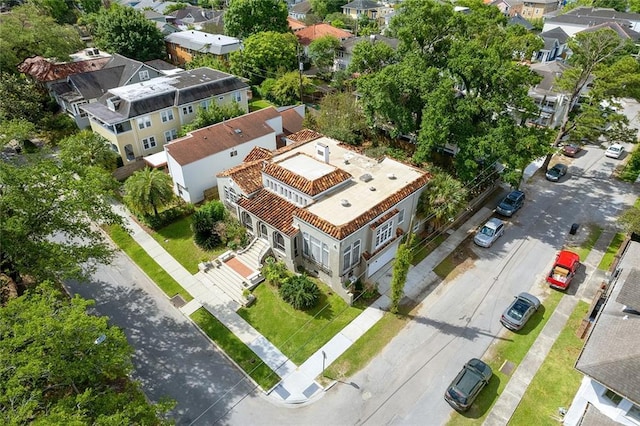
139 70 149 81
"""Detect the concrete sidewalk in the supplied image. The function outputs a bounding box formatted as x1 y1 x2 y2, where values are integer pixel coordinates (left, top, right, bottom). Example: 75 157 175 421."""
113 201 494 405
483 229 616 426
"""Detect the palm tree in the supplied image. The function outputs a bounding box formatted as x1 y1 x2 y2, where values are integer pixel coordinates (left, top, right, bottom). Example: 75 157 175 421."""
123 168 176 217
417 169 468 229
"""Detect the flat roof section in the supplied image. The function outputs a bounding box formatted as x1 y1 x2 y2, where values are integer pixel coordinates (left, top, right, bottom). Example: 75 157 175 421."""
278 153 335 180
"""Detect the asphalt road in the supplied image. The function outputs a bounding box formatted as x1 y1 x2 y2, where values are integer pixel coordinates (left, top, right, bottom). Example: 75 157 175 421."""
66 140 637 426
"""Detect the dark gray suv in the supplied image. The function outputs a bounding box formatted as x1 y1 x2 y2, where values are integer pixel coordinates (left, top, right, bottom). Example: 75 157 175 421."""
496 190 525 217
444 358 493 411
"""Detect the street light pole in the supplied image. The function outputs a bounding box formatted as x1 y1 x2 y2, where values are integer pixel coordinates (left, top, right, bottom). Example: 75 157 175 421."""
322 350 326 377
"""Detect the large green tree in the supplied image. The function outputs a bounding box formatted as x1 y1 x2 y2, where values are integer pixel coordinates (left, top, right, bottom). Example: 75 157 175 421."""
416 170 468 227
308 0 347 20
229 31 298 84
0 4 84 73
93 5 166 62
0 282 173 423
179 102 245 136
0 73 51 123
0 153 122 286
619 202 640 235
224 0 289 39
308 35 341 74
58 130 119 174
124 168 177 218
311 92 369 145
263 71 313 105
347 39 397 75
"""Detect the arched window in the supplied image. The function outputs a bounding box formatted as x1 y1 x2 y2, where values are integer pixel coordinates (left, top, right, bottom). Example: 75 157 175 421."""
242 212 253 231
273 232 285 252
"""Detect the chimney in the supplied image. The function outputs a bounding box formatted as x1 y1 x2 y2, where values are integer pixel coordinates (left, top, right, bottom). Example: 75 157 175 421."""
316 142 330 163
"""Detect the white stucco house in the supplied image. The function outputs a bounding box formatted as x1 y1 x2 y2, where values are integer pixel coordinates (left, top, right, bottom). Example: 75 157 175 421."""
216 129 431 303
165 106 305 203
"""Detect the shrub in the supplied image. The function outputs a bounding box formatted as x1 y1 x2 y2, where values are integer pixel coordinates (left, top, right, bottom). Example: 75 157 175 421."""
191 200 247 250
192 208 221 250
262 257 290 287
279 274 320 310
140 202 194 230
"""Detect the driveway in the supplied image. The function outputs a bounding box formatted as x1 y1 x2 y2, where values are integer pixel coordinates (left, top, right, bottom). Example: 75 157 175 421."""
65 251 257 425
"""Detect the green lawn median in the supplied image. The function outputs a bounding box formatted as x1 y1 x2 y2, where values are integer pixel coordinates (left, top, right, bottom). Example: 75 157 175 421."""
190 307 280 390
106 225 193 302
598 232 626 271
509 301 589 425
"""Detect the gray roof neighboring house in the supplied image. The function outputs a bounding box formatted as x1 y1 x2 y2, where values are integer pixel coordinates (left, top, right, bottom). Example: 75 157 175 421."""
580 21 640 41
81 68 249 124
342 0 381 10
340 34 399 52
165 31 241 56
170 6 224 24
545 6 639 27
291 0 312 14
575 242 640 407
508 13 534 30
529 61 570 95
540 27 569 46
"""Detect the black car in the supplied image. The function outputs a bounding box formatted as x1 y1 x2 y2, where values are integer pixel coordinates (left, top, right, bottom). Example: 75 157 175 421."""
496 190 525 217
444 358 493 411
545 163 568 182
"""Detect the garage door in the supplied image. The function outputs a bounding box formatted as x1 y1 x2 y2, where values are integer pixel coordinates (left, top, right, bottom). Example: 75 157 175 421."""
367 241 400 277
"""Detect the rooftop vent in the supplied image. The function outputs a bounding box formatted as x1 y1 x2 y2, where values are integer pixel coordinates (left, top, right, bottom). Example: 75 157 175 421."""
234 128 242 134
387 173 396 180
369 186 376 191
359 173 373 182
340 199 350 207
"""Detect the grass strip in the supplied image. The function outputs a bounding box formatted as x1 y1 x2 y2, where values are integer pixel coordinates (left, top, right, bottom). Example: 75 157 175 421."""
509 301 589 426
190 307 280 390
150 215 224 274
412 234 448 266
321 304 413 383
238 282 362 365
598 232 625 271
448 290 564 425
106 225 193 302
567 224 602 261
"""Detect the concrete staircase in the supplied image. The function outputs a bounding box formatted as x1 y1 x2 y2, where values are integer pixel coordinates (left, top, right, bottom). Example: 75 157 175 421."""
237 237 270 270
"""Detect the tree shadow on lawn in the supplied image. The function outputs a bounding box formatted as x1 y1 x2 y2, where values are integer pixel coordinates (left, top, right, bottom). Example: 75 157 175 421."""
510 304 546 336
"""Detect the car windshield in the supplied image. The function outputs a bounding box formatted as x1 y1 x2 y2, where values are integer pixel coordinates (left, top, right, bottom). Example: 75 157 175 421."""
448 387 468 404
610 147 621 152
549 167 560 175
502 197 516 206
480 226 495 237
508 300 529 320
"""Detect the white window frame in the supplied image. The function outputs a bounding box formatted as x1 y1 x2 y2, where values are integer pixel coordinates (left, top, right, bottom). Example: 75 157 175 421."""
200 99 211 109
343 239 361 272
164 128 178 143
139 70 150 80
303 233 329 267
141 136 157 150
230 149 238 157
233 92 242 102
137 116 151 130
398 209 405 224
375 220 394 249
273 232 285 252
161 110 174 123
182 105 194 115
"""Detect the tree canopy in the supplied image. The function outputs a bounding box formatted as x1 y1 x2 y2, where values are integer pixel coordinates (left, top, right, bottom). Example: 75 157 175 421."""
124 168 177 218
229 31 298 85
348 39 397 75
310 92 369 145
179 102 245 136
0 153 122 286
0 4 84 74
93 5 166 62
224 0 289 39
0 282 172 423
309 0 347 19
308 35 341 74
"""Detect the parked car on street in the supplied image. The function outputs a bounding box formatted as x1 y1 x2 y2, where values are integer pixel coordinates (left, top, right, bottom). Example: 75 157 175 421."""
496 190 525 217
444 358 493 411
545 163 568 182
500 292 541 331
474 218 505 248
605 143 624 159
562 144 581 157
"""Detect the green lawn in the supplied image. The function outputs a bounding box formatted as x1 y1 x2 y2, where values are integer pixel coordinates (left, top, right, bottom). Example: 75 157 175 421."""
598 232 626 271
448 290 564 425
106 225 193 301
567 224 602 261
238 282 363 365
150 215 225 274
619 144 640 183
509 301 589 425
249 99 273 111
190 307 280 390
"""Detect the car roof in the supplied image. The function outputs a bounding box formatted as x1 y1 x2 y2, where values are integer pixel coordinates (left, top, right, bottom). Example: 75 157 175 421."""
551 163 567 170
516 292 540 306
507 190 524 198
485 218 504 228
608 144 623 149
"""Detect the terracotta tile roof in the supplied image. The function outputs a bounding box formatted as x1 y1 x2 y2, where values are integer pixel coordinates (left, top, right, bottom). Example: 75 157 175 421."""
229 161 265 195
166 107 280 166
263 155 353 196
18 56 111 82
295 24 354 46
244 146 273 162
237 189 299 236
295 172 431 240
288 16 307 31
285 128 324 143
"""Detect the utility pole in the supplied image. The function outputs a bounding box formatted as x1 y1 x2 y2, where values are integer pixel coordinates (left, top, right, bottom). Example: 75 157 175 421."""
297 44 304 105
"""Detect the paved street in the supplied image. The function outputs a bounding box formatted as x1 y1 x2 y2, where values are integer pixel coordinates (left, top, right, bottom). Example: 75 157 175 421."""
65 251 257 425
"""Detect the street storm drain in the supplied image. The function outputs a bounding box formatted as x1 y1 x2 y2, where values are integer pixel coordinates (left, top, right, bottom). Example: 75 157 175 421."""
170 295 186 308
500 360 516 376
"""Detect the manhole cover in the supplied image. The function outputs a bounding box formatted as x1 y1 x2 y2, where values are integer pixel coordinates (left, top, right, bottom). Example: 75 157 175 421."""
170 295 186 308
500 360 516 376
